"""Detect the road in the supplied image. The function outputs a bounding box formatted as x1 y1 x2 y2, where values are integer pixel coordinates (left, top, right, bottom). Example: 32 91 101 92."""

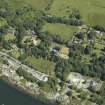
0 51 48 82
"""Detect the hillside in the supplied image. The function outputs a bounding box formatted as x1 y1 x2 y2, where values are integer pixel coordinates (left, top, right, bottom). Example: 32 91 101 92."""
0 0 105 105
49 0 105 26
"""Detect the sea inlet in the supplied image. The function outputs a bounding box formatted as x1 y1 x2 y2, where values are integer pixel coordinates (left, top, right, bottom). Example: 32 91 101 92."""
0 80 49 105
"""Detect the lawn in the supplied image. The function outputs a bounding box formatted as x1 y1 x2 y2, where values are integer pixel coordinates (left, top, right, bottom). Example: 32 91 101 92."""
42 23 78 41
21 35 31 45
94 43 104 50
48 0 105 26
9 49 21 59
0 18 7 27
0 58 4 64
3 34 16 41
25 56 55 75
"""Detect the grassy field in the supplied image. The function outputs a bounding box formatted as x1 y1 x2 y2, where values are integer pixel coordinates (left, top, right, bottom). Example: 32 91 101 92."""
2 0 105 25
0 57 4 64
3 34 16 41
42 23 78 41
9 49 21 59
24 0 52 10
0 18 7 27
3 0 52 11
25 56 55 75
48 0 105 26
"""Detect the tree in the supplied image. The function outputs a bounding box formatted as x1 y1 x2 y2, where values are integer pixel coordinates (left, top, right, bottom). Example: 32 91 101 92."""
69 9 81 20
84 45 90 54
16 67 37 82
93 25 105 32
2 40 11 50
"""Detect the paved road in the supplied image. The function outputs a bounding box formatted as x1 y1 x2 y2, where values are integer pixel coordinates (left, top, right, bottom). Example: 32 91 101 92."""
0 51 48 82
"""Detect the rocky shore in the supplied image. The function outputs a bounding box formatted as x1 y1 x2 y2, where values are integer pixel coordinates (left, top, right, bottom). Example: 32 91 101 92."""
1 75 56 105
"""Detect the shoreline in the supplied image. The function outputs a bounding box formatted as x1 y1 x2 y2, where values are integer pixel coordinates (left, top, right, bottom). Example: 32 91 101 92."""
0 76 56 105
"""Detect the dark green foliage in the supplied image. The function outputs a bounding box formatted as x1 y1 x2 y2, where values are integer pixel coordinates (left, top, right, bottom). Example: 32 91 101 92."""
2 40 11 50
38 78 57 93
69 9 81 20
16 67 36 82
55 59 72 81
46 15 82 26
93 25 105 32
90 94 104 105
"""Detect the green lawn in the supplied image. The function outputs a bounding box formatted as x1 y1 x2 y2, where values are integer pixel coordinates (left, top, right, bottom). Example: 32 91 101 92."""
0 18 8 27
9 49 21 59
3 34 16 41
25 56 55 75
94 43 104 50
48 0 105 26
21 35 31 45
0 58 4 64
39 81 55 94
42 23 78 41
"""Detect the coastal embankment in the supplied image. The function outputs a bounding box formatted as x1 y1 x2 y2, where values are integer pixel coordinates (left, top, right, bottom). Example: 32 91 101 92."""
1 75 56 105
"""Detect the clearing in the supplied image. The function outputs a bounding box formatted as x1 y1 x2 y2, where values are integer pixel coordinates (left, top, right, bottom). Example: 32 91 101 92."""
42 23 78 41
25 56 55 76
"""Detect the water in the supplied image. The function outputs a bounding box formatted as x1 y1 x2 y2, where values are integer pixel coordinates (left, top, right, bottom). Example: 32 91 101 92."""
0 80 48 105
